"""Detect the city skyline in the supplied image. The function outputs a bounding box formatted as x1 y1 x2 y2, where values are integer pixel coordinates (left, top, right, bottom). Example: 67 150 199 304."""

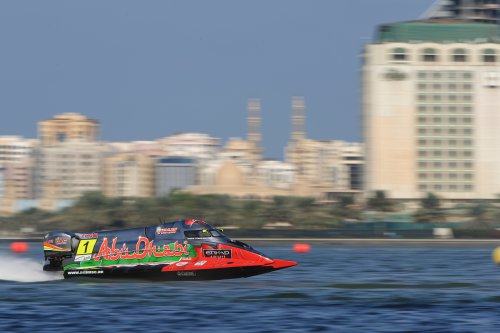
0 0 434 159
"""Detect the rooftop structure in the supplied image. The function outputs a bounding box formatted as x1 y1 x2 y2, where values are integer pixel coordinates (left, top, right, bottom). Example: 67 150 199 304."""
38 113 99 146
423 0 500 25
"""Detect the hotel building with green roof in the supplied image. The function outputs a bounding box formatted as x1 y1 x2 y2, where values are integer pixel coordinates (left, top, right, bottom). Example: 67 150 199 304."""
363 20 500 199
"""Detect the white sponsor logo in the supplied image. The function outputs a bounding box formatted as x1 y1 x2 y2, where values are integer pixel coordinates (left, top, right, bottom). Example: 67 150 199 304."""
75 255 92 262
194 260 207 266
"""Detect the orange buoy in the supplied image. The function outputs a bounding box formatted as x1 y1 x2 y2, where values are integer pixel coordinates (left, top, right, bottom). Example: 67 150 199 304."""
10 242 29 253
293 243 311 253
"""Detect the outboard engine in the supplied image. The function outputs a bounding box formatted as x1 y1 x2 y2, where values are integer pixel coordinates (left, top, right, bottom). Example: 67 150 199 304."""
43 231 79 271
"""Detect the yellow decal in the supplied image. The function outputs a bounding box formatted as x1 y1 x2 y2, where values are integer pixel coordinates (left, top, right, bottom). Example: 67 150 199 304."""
76 239 97 255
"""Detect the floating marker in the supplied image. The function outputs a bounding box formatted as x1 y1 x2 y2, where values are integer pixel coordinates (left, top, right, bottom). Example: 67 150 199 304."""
492 247 500 265
293 243 311 253
10 242 29 253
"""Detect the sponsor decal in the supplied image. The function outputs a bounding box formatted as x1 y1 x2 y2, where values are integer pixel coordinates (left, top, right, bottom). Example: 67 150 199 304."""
67 270 104 275
203 249 232 258
55 238 68 245
79 232 98 240
177 271 196 277
93 237 189 262
194 260 207 266
156 227 178 235
43 242 66 251
175 261 189 267
75 254 92 262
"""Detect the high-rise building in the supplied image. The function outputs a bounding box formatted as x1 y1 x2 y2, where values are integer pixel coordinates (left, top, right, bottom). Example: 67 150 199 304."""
39 113 99 146
424 0 499 24
363 20 500 199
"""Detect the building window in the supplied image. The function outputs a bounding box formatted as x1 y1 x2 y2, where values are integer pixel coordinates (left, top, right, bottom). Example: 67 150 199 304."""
391 47 408 61
422 48 438 62
452 48 468 62
483 49 497 63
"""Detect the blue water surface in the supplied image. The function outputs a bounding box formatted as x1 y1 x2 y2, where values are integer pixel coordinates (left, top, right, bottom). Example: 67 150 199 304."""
1 243 500 332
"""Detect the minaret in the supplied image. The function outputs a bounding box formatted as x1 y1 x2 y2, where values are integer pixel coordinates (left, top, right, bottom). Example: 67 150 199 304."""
291 96 305 142
247 98 262 161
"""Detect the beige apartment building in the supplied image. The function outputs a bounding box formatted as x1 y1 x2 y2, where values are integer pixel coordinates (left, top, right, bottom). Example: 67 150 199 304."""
0 135 37 164
286 139 363 193
363 20 500 199
36 140 107 199
39 113 99 146
157 132 221 162
102 153 155 197
0 136 38 214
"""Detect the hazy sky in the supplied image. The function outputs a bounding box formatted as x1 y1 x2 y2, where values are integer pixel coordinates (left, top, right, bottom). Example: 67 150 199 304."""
0 0 435 159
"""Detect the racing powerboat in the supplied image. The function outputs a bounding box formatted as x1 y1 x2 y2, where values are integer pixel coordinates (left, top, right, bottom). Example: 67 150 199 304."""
43 219 297 280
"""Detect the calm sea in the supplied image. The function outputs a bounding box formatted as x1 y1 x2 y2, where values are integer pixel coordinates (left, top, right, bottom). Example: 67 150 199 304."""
1 242 500 332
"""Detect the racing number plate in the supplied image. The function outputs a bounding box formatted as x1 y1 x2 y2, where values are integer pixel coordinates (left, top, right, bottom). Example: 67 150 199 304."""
76 239 97 255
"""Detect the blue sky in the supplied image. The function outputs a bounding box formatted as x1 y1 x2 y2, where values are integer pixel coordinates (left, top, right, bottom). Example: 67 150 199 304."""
0 0 435 159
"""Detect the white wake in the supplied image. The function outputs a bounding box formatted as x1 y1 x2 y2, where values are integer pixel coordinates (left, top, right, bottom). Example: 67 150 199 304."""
0 253 63 282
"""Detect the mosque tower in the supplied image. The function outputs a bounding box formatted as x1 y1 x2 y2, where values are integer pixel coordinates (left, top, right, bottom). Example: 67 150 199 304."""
247 98 262 162
291 96 305 142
